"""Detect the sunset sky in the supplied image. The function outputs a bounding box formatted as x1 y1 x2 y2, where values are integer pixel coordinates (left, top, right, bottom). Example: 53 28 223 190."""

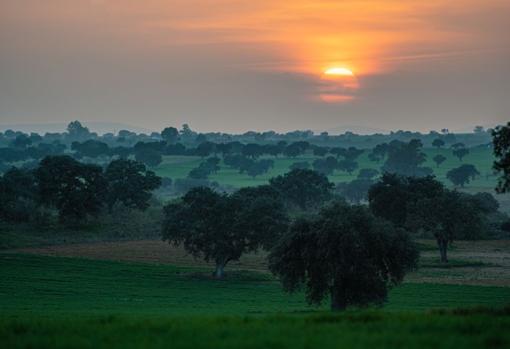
1 0 509 133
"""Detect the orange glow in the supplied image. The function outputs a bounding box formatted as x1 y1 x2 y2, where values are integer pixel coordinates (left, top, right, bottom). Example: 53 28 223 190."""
324 67 354 77
133 0 479 101
9 0 502 104
319 94 356 103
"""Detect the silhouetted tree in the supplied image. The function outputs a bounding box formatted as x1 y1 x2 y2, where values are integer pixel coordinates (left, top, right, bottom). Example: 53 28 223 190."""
382 139 428 176
368 143 388 163
313 156 337 175
67 121 91 141
71 140 110 158
195 142 216 158
242 143 263 159
492 123 510 193
0 167 37 222
369 174 486 263
452 147 469 161
162 187 288 278
35 156 106 223
11 134 32 149
338 179 374 204
313 146 328 157
269 202 418 311
432 138 445 149
161 127 179 144
337 159 358 175
270 169 334 210
446 164 479 187
104 159 161 211
433 154 447 168
135 148 162 168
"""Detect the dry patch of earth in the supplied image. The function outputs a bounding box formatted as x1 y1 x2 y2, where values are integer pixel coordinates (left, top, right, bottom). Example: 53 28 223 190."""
6 239 510 287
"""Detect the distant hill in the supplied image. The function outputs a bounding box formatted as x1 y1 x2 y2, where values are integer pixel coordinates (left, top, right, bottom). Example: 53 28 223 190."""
0 121 155 135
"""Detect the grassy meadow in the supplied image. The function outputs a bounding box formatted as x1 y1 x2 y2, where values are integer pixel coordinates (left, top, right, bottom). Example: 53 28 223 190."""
2 146 509 348
1 245 510 348
155 146 496 191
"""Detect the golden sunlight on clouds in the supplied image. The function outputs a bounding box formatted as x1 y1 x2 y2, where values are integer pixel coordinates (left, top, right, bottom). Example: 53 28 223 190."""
128 0 506 102
2 0 508 108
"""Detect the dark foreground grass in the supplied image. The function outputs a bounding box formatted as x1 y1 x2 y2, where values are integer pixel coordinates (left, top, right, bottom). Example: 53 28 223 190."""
1 309 510 349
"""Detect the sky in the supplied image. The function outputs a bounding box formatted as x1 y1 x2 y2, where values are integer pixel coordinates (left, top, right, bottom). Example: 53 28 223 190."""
0 0 509 134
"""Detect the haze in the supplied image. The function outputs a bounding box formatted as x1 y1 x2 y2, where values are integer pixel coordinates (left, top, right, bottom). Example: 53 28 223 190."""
1 0 509 133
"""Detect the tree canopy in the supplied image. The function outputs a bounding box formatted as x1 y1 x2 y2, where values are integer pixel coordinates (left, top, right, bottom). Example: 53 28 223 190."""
446 164 479 187
269 169 334 210
269 201 418 311
35 155 107 222
162 186 288 278
493 123 510 193
104 159 161 211
369 174 489 263
382 139 430 177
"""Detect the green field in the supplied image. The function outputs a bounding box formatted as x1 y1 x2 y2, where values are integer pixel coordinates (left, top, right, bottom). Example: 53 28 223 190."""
155 147 496 190
1 253 510 348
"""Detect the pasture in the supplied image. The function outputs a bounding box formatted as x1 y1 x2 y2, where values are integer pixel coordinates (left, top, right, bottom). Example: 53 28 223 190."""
155 147 497 191
1 250 510 348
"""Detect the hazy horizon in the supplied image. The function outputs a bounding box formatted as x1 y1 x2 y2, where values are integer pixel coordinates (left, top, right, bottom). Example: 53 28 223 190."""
1 1 509 133
0 119 501 136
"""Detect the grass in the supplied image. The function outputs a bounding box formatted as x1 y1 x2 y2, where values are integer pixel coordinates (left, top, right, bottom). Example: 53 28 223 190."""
419 258 499 269
1 253 510 348
1 253 509 317
1 310 510 349
155 147 510 214
155 147 497 189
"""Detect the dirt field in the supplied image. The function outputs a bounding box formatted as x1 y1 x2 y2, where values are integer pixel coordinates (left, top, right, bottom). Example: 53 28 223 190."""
7 239 510 287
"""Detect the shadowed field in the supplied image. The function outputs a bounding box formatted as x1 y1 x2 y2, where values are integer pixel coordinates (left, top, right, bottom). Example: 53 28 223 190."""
1 253 510 317
9 239 510 287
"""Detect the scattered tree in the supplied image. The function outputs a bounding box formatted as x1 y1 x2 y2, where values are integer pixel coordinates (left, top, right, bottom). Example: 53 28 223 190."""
270 169 334 210
433 154 447 168
382 139 428 177
452 147 469 161
269 202 418 311
369 174 487 263
432 138 445 149
162 187 288 278
161 127 179 144
104 159 161 211
446 164 479 187
492 123 510 193
35 156 107 223
337 179 374 204
313 156 337 175
337 159 358 175
135 148 163 168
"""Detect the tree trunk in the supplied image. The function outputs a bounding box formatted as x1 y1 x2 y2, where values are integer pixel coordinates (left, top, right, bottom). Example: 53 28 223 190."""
330 289 347 311
214 258 229 279
437 239 448 263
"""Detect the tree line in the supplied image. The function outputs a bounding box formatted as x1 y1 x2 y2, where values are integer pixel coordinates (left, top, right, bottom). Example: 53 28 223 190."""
0 156 161 224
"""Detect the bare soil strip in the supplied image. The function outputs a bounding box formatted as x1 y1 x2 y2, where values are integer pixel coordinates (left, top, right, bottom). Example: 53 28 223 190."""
6 239 510 287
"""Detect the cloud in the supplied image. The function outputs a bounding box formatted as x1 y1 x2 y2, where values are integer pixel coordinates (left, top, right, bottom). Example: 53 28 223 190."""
0 0 508 132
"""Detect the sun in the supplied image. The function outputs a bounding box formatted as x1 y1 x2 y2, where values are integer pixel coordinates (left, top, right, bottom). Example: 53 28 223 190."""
323 67 355 76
